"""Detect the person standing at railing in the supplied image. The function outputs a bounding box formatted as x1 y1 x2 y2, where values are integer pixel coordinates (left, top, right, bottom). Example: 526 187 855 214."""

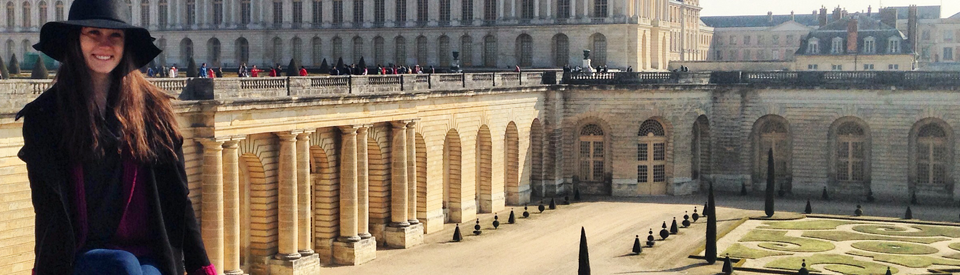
238 63 248 77
215 67 223 78
17 0 216 274
515 65 521 72
268 67 277 77
198 63 208 78
250 65 261 77
208 68 215 79
299 66 308 76
168 66 177 78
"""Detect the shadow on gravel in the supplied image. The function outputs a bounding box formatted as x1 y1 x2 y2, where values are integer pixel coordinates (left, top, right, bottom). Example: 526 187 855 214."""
612 262 713 274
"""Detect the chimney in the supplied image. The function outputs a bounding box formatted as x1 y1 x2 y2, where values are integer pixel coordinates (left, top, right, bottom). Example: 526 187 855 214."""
908 5 919 53
767 11 773 23
847 18 859 53
867 5 872 16
819 7 828 27
790 11 795 21
880 7 898 29
833 7 843 22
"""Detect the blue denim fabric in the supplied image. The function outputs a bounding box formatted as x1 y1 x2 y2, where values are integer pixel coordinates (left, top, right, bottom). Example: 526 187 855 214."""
74 249 161 275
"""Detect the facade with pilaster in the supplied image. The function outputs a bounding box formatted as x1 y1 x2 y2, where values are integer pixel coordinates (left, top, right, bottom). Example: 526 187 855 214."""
2 0 711 71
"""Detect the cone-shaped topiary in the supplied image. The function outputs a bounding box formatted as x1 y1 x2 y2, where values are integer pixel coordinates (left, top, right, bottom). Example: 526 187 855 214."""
287 58 301 76
659 222 669 240
508 209 516 224
804 199 812 214
705 183 718 264
30 55 48 79
740 182 748 196
721 254 733 274
798 259 809 275
186 58 199 77
692 207 700 222
632 235 642 254
905 206 913 219
8 54 21 75
855 204 863 216
822 186 830 201
0 55 9 79
549 198 557 210
574 187 581 200
578 227 591 275
765 148 776 218
646 229 655 247
336 57 345 70
670 217 679 234
358 56 367 71
885 266 892 275
682 212 691 227
702 201 709 217
318 58 330 73
538 201 545 213
452 224 462 242
473 219 482 235
523 205 530 218
911 191 918 205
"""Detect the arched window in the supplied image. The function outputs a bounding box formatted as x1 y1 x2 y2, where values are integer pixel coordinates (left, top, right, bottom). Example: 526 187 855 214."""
579 124 604 183
394 36 405 65
862 36 876 54
157 38 166 65
55 0 63 21
831 37 843 54
5 2 13 29
460 35 473 67
754 116 791 192
521 0 534 19
21 38 29 58
373 36 384 65
416 35 427 65
438 35 450 67
158 0 168 28
21 1 30 28
516 34 533 67
5 39 14 61
38 1 47 25
807 38 819 54
213 0 223 26
553 34 569 67
186 0 196 25
832 120 868 190
591 33 607 66
291 37 303 65
311 37 322 66
139 0 149 27
913 121 951 192
352 36 363 63
888 37 901 53
236 37 249 64
483 0 496 21
272 37 283 64
483 35 496 67
179 38 193 67
207 38 221 66
692 116 710 181
240 0 251 25
638 120 667 194
332 36 343 59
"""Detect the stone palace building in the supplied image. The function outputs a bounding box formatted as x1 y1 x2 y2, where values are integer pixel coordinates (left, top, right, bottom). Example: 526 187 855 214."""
2 0 712 71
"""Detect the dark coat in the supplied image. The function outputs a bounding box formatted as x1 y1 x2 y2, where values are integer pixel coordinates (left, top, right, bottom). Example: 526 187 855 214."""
17 89 211 275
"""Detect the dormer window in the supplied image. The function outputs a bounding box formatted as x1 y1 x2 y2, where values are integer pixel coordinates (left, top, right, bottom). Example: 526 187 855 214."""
831 37 844 54
863 37 876 54
888 37 901 53
807 38 820 54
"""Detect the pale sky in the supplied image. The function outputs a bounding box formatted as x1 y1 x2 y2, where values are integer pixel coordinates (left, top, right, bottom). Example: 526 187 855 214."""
700 0 960 18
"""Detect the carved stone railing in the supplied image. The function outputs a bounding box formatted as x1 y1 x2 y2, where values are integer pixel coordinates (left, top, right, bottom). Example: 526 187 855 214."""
151 78 189 95
564 71 960 89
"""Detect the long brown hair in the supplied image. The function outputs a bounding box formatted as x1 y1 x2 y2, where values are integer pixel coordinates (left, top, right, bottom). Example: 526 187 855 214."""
53 28 181 163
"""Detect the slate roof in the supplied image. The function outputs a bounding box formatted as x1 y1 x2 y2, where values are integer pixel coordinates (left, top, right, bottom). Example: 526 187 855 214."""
795 16 913 56
701 5 941 29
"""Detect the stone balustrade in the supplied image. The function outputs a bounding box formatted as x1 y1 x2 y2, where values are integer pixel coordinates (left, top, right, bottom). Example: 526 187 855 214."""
564 71 960 89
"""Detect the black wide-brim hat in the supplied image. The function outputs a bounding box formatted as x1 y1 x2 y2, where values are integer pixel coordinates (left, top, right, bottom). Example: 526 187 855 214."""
33 0 161 69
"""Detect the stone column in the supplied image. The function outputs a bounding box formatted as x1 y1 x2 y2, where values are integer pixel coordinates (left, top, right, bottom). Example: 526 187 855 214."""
200 139 225 275
405 120 418 224
338 126 361 241
357 126 372 239
275 131 301 260
296 131 315 255
222 139 244 275
390 121 410 227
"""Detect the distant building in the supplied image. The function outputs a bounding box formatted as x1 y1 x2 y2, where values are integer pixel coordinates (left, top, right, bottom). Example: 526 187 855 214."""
794 10 917 71
917 12 960 69
701 11 817 62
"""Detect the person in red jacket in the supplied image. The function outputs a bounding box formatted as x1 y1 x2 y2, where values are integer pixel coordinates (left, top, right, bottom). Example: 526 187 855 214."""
207 68 215 79
250 65 261 77
20 0 216 274
268 67 277 77
299 66 308 76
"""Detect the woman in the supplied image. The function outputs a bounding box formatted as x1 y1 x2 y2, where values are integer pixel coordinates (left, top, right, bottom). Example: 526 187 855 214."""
17 0 215 274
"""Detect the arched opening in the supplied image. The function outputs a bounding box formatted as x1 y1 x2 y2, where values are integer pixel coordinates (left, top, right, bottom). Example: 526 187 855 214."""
438 35 451 67
352 36 363 64
504 122 521 204
179 37 193 67
552 33 569 67
416 35 428 66
367 137 390 234
272 37 283 64
238 153 268 272
590 33 607 66
310 146 337 261
291 37 303 66
460 35 473 67
910 118 954 201
692 115 710 183
578 123 607 194
638 119 668 195
752 115 792 193
530 119 544 197
312 37 322 66
207 38 221 67
443 129 463 223
515 34 533 67
476 125 493 213
394 36 406 65
828 117 871 197
415 134 428 224
483 35 497 67
235 37 249 65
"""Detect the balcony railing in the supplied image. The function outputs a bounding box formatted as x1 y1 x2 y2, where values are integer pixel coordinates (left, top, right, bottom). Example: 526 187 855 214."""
563 71 960 88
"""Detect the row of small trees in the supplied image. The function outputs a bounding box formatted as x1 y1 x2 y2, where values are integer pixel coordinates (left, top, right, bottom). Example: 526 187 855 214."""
1 54 49 79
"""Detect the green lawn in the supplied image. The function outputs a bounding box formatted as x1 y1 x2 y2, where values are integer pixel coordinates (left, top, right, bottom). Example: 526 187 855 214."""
850 241 938 255
766 254 897 275
949 242 960 252
760 219 861 230
803 230 949 244
848 250 960 268
853 224 960 238
740 230 835 252
720 243 789 259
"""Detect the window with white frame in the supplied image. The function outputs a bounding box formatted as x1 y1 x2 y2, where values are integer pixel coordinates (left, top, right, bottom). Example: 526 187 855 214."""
888 37 900 53
863 37 875 53
863 64 874 70
888 64 899 70
807 38 819 54
945 47 954 61
807 64 818 70
831 37 843 54
832 64 842 70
